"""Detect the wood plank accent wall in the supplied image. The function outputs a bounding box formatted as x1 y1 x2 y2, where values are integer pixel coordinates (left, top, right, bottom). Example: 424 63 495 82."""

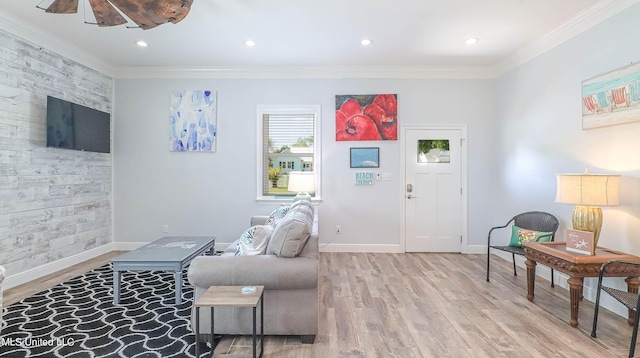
0 29 113 276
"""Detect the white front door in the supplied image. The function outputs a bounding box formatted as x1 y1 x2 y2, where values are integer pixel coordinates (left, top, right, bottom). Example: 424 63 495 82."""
404 127 464 252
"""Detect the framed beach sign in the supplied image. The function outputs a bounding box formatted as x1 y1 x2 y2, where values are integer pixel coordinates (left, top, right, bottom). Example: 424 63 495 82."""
582 62 640 129
565 229 595 255
350 147 380 168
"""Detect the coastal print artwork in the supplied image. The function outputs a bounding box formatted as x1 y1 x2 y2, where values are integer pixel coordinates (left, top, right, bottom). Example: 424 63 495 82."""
582 62 640 129
169 90 217 152
336 94 397 141
350 147 380 168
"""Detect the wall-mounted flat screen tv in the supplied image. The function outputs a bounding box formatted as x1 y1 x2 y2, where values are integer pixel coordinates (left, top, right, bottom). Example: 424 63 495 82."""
46 95 111 153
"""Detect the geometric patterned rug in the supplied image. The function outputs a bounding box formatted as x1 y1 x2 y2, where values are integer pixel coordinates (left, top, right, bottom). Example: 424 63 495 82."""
0 264 207 357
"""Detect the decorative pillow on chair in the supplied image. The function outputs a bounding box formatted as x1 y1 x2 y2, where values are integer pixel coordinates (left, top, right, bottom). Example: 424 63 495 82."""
509 225 553 247
234 225 274 255
265 205 291 227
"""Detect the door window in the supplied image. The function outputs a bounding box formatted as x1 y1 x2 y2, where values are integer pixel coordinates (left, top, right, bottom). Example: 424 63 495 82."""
417 139 450 163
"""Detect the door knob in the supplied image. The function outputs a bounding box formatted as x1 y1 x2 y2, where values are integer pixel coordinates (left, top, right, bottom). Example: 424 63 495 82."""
407 194 416 199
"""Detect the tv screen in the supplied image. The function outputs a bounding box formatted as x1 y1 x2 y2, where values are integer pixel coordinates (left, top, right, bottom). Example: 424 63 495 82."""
46 95 111 153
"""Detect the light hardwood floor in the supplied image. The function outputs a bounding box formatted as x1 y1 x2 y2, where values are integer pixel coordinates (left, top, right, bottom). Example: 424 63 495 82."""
3 252 636 357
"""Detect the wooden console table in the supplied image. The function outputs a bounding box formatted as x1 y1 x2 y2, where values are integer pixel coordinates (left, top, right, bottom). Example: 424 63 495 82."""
523 241 640 327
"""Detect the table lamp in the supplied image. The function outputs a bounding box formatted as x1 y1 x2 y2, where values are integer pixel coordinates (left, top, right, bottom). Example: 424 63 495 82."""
555 168 620 247
288 171 315 202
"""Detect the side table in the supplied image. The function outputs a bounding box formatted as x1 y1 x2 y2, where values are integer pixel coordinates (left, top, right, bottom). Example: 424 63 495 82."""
195 285 264 358
524 241 640 327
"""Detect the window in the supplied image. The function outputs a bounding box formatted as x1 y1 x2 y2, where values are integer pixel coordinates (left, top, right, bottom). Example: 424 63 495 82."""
279 161 294 169
418 139 450 163
257 105 321 200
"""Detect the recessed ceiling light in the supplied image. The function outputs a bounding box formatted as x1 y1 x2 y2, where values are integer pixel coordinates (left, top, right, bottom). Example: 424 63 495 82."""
245 40 256 47
136 40 148 47
361 39 373 46
464 37 479 45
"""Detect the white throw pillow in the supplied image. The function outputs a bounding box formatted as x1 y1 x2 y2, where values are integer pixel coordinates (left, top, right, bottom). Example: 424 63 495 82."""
267 204 313 257
235 225 274 255
291 199 314 216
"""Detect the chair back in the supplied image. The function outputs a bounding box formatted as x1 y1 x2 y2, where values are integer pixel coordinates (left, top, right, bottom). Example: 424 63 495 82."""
513 211 559 240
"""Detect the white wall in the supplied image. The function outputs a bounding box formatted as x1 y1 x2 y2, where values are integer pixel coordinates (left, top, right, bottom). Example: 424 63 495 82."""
113 78 495 251
495 3 640 254
494 3 640 313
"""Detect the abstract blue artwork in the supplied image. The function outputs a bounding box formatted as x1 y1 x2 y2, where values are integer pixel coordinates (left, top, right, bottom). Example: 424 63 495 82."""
169 90 217 152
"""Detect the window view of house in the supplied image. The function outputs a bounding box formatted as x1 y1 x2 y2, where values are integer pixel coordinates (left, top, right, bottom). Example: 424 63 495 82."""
262 113 315 196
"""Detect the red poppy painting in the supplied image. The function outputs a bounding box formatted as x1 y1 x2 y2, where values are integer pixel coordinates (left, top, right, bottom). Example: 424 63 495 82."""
336 94 397 141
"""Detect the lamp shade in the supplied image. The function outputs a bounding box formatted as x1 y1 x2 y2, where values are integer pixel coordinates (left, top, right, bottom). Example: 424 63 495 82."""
555 173 620 207
288 171 315 193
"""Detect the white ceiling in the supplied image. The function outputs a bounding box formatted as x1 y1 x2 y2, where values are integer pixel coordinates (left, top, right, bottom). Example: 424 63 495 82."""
0 0 637 76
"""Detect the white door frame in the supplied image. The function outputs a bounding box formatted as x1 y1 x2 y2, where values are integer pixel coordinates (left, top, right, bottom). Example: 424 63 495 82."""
400 124 468 253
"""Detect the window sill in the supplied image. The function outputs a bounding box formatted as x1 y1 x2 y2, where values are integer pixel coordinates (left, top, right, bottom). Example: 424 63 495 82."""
256 196 322 205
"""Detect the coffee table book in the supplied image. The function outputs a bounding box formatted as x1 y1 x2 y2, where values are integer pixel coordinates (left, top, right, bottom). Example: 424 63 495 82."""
565 229 595 255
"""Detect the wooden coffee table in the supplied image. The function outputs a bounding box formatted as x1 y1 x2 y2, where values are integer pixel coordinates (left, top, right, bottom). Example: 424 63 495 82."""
112 236 215 304
194 286 264 358
524 241 640 327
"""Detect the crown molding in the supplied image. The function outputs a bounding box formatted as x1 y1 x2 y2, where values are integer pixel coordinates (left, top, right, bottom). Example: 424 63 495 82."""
2 0 637 81
494 0 640 76
113 65 497 79
0 10 116 78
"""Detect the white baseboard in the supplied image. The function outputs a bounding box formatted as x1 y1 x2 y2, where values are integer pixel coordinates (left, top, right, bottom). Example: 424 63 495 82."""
4 243 117 290
463 244 487 254
320 243 487 254
319 243 403 253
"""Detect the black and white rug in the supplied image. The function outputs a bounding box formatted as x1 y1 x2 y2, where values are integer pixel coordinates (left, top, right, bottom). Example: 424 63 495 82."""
0 265 207 357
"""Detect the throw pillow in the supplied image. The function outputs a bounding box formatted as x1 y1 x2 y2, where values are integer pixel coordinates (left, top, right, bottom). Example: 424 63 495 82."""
509 225 553 247
265 205 291 227
235 225 274 255
267 204 313 257
291 199 314 216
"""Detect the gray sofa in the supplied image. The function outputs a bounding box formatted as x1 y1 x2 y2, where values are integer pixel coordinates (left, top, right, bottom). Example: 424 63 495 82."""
187 204 318 343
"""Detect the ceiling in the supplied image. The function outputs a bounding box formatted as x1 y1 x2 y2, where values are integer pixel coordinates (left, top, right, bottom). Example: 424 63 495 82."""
0 0 635 75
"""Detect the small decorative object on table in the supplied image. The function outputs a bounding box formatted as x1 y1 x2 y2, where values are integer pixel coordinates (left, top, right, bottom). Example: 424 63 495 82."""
242 286 258 294
566 229 595 255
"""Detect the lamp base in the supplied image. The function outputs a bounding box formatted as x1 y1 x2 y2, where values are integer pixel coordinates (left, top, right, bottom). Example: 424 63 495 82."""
572 205 603 247
293 192 311 202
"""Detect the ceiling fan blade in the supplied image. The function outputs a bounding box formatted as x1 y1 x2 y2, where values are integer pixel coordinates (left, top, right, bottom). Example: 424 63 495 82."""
108 0 193 30
87 0 128 27
107 0 161 29
171 0 193 24
141 0 194 25
43 0 79 14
